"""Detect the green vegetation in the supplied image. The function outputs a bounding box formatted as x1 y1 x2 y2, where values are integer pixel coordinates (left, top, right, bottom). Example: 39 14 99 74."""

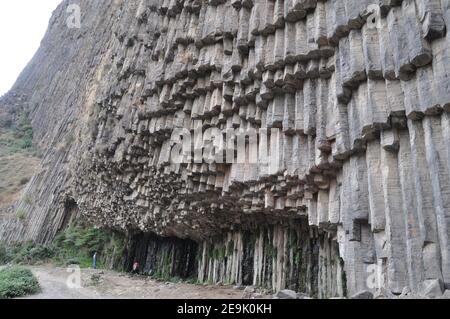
151 249 173 281
16 209 27 221
23 194 33 205
0 241 55 265
0 111 34 156
185 277 202 285
0 266 40 299
0 225 127 270
0 243 10 264
53 225 112 268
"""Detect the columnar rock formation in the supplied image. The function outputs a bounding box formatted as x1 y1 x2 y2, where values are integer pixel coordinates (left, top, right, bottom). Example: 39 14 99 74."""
1 0 450 298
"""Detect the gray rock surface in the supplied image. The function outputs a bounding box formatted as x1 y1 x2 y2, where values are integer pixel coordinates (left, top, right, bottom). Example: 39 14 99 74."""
1 0 450 299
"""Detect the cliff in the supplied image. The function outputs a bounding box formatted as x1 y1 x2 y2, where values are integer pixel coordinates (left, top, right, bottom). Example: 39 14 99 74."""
1 0 450 298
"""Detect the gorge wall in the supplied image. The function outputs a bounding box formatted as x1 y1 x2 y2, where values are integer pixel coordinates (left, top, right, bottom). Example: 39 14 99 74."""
1 0 450 298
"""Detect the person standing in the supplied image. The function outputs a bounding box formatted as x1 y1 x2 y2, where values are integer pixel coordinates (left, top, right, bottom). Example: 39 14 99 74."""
93 252 97 269
132 260 140 274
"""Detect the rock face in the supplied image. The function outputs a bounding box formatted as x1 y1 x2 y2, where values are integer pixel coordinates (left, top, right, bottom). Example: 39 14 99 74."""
1 0 450 298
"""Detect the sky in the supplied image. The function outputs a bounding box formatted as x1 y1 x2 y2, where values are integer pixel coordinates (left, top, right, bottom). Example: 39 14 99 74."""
0 0 62 96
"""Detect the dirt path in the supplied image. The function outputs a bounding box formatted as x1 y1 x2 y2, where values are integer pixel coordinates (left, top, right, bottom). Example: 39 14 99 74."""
22 266 251 299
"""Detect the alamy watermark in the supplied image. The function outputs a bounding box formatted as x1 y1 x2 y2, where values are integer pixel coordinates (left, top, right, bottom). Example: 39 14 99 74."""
366 261 386 290
366 4 383 30
66 4 81 29
64 3 383 30
166 121 283 172
66 265 82 289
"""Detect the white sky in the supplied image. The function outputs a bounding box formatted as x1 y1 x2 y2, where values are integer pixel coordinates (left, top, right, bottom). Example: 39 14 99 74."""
0 0 62 96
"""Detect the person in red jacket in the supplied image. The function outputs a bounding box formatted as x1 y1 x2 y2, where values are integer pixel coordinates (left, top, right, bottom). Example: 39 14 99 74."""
131 260 140 274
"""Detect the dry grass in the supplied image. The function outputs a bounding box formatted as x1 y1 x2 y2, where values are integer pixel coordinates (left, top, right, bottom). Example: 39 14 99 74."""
0 110 40 214
0 151 40 210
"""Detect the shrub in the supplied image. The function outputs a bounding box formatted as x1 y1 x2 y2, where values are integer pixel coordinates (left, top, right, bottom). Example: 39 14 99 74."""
1 225 127 271
27 245 55 262
0 111 34 156
13 113 33 149
52 225 109 268
8 242 55 265
0 266 40 298
90 274 102 286
19 177 30 186
65 258 81 266
16 209 27 221
0 243 12 265
23 194 33 205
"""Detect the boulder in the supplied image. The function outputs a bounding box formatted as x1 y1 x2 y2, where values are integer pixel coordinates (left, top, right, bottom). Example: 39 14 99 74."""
297 292 312 299
419 279 444 298
274 289 298 299
242 286 256 299
440 290 450 299
375 288 395 299
350 290 374 299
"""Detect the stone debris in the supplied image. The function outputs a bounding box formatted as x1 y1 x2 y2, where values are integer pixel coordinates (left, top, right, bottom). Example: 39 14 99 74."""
441 290 450 299
418 279 444 299
297 292 312 299
1 0 450 299
274 289 298 299
350 290 374 300
242 286 256 299
398 287 411 299
272 289 312 299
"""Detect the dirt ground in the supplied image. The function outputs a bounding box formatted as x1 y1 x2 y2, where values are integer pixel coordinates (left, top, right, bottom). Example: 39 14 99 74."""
21 266 254 299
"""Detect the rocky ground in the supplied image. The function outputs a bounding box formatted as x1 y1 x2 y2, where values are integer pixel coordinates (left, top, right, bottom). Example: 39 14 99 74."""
4 265 449 299
20 266 269 299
